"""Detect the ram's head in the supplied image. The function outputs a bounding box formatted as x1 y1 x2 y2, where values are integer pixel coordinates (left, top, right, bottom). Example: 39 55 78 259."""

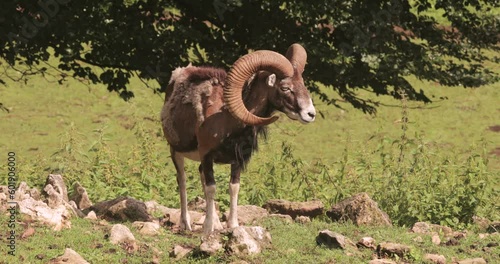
224 43 316 126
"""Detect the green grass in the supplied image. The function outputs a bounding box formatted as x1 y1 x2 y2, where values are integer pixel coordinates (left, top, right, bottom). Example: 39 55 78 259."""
1 47 499 263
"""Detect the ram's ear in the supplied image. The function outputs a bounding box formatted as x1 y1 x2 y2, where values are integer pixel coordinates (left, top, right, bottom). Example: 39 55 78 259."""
266 74 277 87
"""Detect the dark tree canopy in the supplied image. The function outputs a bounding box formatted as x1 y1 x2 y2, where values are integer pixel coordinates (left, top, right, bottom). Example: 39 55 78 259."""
1 0 498 112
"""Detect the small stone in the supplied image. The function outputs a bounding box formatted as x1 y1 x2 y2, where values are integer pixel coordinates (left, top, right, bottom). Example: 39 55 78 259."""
411 222 453 236
368 259 397 264
295 215 311 224
457 258 487 264
85 211 97 220
376 242 411 259
44 174 69 208
69 182 92 210
199 233 223 255
267 214 293 223
357 237 376 249
226 226 272 255
170 245 193 260
109 224 136 245
316 230 356 250
187 196 219 212
132 221 161 236
424 253 446 264
49 248 89 264
21 226 35 239
431 234 441 245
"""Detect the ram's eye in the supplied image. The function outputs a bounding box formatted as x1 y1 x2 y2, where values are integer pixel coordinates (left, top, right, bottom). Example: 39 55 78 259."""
280 86 291 92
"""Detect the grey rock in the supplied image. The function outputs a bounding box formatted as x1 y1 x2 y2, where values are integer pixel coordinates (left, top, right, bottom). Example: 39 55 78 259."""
424 253 446 264
357 237 376 249
49 248 89 264
316 229 356 250
431 234 441 245
267 213 293 223
457 258 487 264
170 245 193 260
132 221 161 236
411 222 453 236
188 196 219 212
295 215 311 224
326 193 391 226
263 199 324 219
109 224 136 245
226 226 272 255
84 211 97 220
44 174 69 208
222 205 269 225
376 242 411 259
199 232 223 255
87 196 151 222
69 182 92 210
17 196 71 231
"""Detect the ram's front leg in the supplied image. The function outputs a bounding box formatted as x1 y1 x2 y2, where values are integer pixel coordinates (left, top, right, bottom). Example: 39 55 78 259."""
227 164 241 228
201 153 223 234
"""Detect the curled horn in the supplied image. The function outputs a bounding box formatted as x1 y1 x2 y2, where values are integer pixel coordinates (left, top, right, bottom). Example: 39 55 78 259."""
224 50 294 126
285 43 307 75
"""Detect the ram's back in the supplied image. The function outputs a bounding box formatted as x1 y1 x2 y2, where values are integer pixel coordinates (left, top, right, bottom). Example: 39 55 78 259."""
161 65 227 153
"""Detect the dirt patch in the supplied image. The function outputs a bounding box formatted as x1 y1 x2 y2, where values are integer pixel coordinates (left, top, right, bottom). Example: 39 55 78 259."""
488 125 500 132
489 147 500 157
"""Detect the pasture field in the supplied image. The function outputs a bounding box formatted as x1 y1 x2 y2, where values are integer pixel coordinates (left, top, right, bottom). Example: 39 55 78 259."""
1 51 499 263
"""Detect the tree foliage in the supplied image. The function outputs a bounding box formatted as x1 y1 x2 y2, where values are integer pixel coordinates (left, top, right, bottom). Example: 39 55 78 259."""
1 0 498 112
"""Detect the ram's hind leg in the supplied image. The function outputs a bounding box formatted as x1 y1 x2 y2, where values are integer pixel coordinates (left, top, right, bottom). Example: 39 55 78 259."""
171 148 191 231
227 163 241 228
201 154 223 234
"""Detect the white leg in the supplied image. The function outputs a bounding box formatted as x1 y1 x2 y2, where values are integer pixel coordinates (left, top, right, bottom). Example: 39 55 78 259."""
203 185 222 234
173 152 191 231
227 183 240 228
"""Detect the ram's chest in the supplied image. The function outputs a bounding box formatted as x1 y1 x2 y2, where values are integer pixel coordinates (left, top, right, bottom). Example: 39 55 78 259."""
211 125 264 166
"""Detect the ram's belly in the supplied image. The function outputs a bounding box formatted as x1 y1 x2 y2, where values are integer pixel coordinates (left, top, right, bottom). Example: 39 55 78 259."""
178 150 201 162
